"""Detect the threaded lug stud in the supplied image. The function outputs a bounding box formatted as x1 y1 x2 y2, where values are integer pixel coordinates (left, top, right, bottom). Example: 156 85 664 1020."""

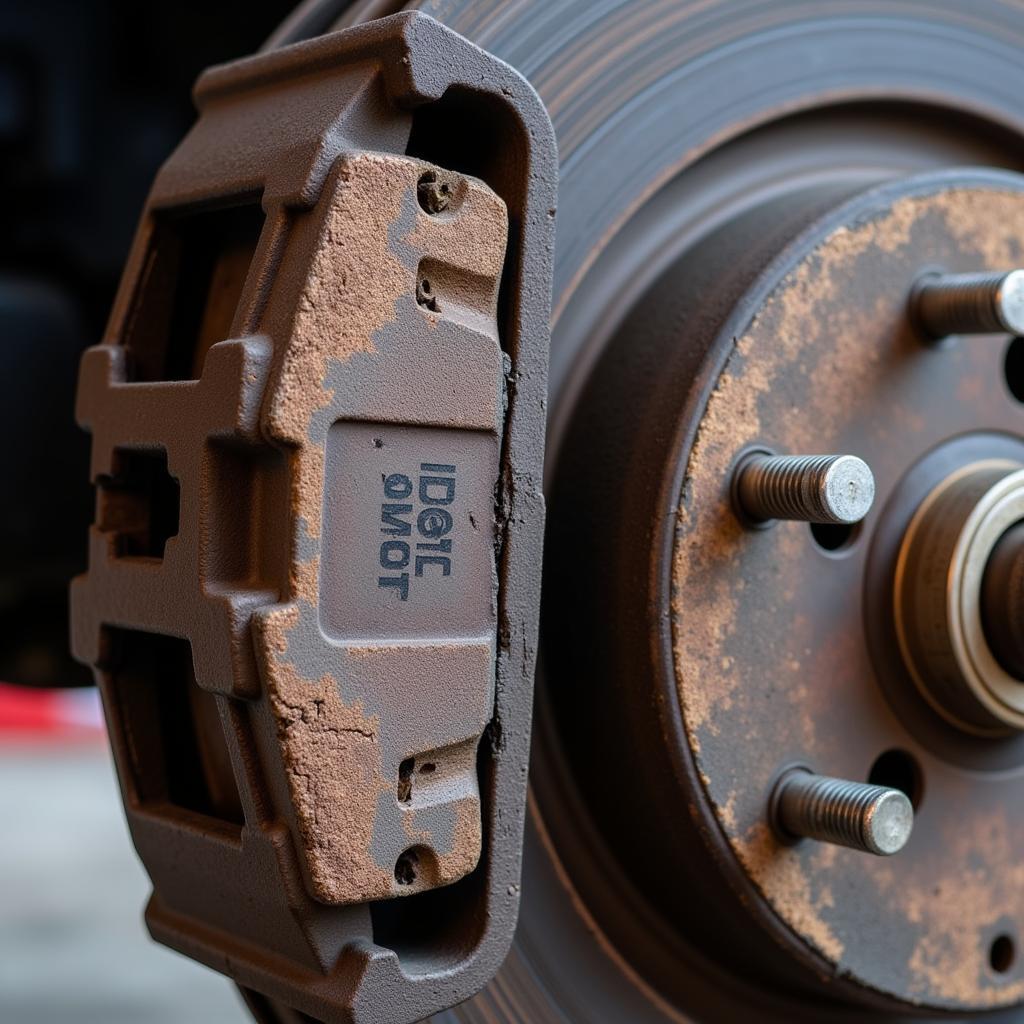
734 453 875 525
913 269 1024 339
771 769 913 856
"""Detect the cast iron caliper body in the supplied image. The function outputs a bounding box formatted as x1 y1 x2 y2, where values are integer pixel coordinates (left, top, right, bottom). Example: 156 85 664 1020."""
70 13 556 1022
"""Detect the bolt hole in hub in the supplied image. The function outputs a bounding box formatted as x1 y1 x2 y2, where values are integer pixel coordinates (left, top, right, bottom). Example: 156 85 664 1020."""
810 520 860 553
992 935 1017 974
1004 337 1024 403
867 749 924 811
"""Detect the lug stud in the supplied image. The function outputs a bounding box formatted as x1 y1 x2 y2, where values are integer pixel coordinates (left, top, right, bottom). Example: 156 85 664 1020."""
771 769 913 856
734 453 875 525
913 269 1024 339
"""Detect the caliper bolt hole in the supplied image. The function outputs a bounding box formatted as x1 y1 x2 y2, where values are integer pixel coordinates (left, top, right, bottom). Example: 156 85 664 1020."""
397 758 415 803
394 845 438 888
417 170 452 215
395 848 420 886
417 278 440 312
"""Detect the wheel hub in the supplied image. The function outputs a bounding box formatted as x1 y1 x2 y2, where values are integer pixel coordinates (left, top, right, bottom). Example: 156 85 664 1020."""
673 170 1024 1011
896 460 1024 735
549 168 1024 1013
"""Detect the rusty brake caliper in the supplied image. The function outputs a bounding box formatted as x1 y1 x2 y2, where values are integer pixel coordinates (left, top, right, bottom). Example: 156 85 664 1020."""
69 13 556 1022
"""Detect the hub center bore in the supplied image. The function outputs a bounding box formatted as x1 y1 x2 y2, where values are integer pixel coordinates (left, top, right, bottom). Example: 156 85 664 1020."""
896 460 1024 735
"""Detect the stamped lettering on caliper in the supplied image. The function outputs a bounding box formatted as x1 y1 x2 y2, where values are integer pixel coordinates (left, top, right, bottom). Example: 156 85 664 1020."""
378 463 457 601
321 423 496 641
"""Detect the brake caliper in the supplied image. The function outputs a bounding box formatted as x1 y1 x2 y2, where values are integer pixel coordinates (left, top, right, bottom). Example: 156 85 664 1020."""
70 13 556 1021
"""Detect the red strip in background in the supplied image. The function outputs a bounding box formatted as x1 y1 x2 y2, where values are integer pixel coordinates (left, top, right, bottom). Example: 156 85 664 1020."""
0 682 105 741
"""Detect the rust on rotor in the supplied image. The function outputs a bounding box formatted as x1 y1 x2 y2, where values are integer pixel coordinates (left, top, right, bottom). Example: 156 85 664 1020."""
672 180 1024 1009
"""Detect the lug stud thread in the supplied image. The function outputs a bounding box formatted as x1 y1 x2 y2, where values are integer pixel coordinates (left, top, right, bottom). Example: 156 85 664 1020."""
773 770 913 856
913 270 1024 338
735 453 875 525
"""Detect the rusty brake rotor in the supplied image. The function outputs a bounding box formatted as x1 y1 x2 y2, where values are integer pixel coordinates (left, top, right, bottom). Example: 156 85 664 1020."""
545 166 1024 1017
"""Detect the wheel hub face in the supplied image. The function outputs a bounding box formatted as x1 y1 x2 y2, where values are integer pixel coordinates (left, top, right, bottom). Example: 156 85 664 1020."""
671 171 1024 1011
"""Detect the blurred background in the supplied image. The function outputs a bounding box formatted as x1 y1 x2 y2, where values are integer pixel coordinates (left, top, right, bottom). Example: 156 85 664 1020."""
1 2 298 1020
0 685 249 1022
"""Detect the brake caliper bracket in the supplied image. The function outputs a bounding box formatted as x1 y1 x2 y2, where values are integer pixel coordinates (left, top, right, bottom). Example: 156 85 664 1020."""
71 13 556 1022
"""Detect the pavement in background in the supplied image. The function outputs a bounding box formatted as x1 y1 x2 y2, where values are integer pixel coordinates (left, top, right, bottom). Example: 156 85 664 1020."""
0 741 250 1024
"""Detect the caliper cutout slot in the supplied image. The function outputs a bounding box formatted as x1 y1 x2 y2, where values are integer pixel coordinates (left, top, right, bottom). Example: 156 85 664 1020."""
123 200 265 382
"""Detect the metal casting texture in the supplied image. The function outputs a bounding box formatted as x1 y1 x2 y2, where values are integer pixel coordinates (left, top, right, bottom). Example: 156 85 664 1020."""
70 12 557 1024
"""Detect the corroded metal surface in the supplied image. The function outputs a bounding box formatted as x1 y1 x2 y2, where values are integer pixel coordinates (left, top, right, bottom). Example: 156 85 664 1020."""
671 174 1024 1010
253 152 507 904
70 12 556 1024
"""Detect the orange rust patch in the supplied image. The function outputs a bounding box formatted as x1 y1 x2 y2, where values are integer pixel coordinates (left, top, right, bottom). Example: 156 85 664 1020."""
901 809 1024 1006
735 822 844 962
673 189 1024 738
291 549 319 606
670 184 1024 1008
265 153 507 543
257 604 392 903
250 153 507 907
